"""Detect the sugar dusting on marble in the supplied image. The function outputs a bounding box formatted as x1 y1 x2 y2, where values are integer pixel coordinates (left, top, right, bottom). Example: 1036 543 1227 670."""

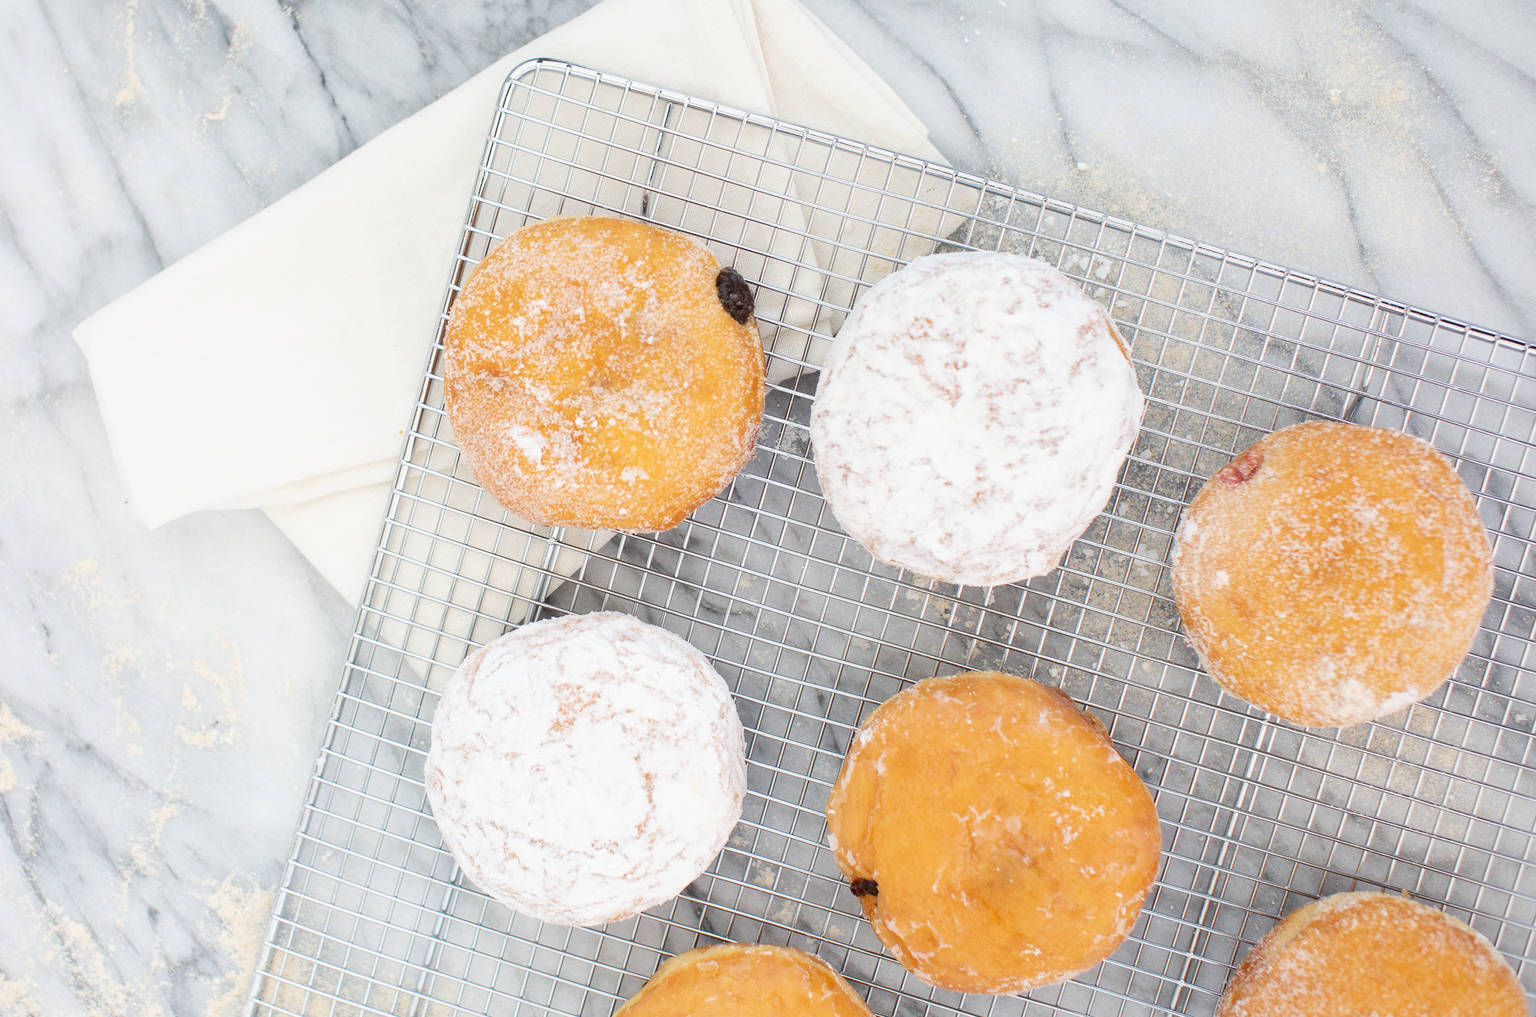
0 700 38 746
102 643 147 676
36 551 278 1013
102 644 149 753
0 976 44 1017
113 0 144 110
112 0 255 128
201 874 274 1017
175 635 245 748
128 802 182 876
1007 5 1512 308
45 901 169 1017
200 23 252 128
0 699 39 794
62 559 141 614
15 792 263 1017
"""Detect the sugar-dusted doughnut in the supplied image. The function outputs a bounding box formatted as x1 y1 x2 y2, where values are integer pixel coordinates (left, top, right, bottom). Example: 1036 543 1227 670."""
425 612 746 926
1173 420 1493 727
443 216 764 530
810 251 1143 586
824 672 1162 994
1217 892 1526 1017
615 944 872 1017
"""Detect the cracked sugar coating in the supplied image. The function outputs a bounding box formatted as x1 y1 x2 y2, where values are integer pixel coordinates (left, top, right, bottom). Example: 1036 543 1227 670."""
615 944 873 1017
443 217 764 530
1217 892 1526 1017
424 612 746 927
1173 420 1493 727
809 251 1143 587
824 672 1162 994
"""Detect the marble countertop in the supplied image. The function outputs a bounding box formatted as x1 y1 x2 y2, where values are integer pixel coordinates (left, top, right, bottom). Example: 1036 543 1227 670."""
3 1 1533 1014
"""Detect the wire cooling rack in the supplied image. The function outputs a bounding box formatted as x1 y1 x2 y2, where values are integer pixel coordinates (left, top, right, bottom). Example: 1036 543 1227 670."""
247 59 1536 1017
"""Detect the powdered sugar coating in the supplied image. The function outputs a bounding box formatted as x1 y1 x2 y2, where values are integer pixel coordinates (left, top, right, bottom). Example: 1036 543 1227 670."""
1173 421 1493 727
1217 892 1526 1017
425 612 746 927
810 251 1144 587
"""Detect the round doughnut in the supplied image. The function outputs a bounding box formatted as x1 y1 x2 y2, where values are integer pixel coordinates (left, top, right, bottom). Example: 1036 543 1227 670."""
810 251 1143 586
443 216 764 530
824 672 1162 994
1172 420 1493 727
615 944 872 1017
424 612 746 926
1217 892 1527 1017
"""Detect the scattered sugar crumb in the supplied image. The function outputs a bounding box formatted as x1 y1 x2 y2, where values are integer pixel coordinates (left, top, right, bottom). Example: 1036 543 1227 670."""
0 976 44 1017
113 0 144 109
0 701 38 745
102 644 147 676
0 701 34 792
202 874 274 1017
176 636 245 748
62 559 140 614
102 649 149 750
770 901 799 923
202 93 232 124
201 23 251 128
111 695 143 737
129 802 182 877
46 902 168 1017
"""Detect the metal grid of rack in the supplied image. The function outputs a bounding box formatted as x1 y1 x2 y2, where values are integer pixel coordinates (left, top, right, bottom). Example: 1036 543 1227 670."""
247 59 1536 1017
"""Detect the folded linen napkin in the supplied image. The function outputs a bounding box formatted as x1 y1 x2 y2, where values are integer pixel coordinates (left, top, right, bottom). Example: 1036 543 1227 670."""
75 0 945 605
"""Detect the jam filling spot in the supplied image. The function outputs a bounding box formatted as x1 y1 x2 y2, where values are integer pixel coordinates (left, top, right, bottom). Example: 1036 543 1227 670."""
1215 449 1263 486
716 268 755 324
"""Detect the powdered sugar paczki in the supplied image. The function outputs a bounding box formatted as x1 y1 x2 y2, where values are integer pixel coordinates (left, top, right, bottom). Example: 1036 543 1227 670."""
424 612 746 927
810 252 1143 587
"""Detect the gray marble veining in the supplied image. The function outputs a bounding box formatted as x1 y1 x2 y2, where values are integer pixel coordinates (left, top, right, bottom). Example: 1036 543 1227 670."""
2 1 1533 1015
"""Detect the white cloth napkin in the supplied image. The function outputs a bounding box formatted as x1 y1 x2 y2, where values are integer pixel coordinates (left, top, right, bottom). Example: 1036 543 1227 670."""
75 0 945 605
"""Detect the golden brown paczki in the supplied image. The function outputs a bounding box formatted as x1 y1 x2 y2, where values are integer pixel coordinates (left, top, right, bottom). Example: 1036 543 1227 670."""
614 944 872 1017
443 216 764 530
1173 420 1493 727
1216 892 1527 1017
824 672 1162 994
